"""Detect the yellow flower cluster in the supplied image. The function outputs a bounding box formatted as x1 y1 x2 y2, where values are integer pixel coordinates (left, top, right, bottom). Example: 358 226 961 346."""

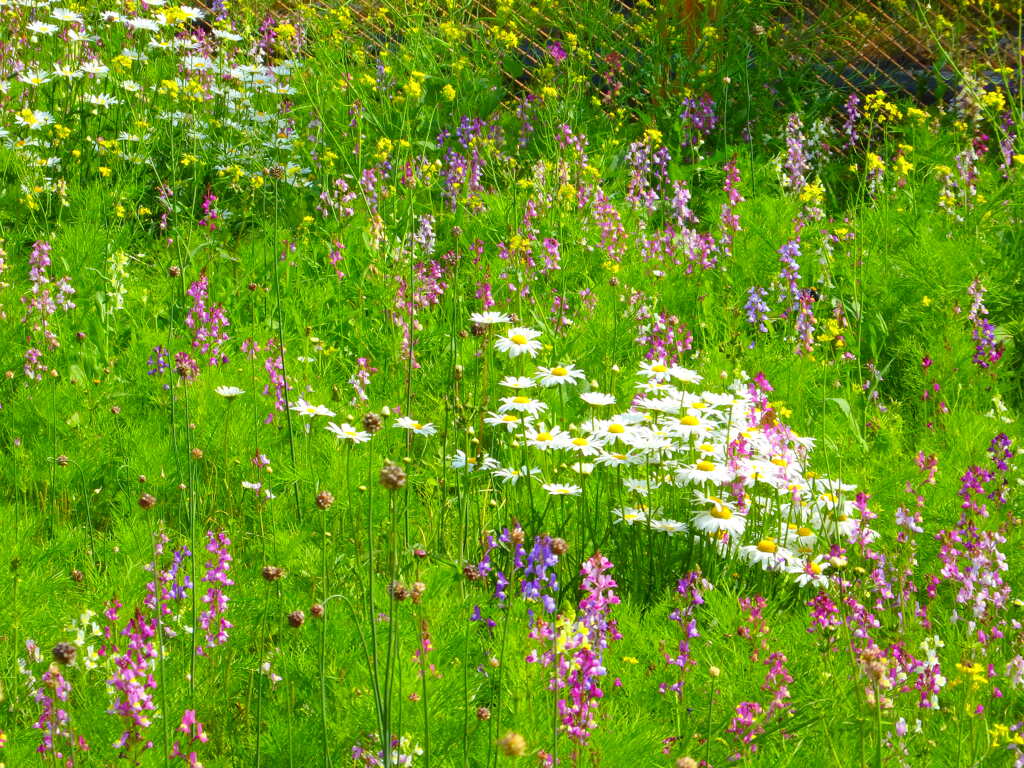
864 90 902 123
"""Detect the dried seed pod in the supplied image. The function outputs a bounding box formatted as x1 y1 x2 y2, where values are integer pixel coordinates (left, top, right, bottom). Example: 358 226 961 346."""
138 493 157 509
497 732 526 757
262 565 284 582
361 412 383 434
310 603 324 618
52 642 77 665
315 491 334 510
379 461 406 491
287 610 305 628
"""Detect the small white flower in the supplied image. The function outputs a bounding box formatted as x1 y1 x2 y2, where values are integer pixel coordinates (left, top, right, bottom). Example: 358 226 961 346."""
649 518 687 535
494 326 543 358
497 395 547 416
499 375 535 390
580 391 616 407
535 364 586 388
542 482 581 496
289 398 335 418
394 416 437 436
214 385 245 399
326 422 371 443
470 311 511 325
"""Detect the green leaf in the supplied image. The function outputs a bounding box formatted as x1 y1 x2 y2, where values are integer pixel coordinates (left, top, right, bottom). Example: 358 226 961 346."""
828 397 866 450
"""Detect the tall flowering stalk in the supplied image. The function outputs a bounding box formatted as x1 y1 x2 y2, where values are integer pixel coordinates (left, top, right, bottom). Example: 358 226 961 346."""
20 240 75 380
966 279 1002 369
527 553 622 748
185 274 231 367
197 532 233 655
719 157 744 257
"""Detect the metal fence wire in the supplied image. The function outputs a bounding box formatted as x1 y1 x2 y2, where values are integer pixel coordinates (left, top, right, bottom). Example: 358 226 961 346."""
296 0 1020 105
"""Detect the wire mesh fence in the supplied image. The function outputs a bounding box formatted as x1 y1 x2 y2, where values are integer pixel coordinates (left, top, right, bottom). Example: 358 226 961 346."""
273 0 1021 110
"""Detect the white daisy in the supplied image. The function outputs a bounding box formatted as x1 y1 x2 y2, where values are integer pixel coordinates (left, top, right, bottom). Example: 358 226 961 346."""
611 506 649 525
214 385 245 398
499 375 536 390
326 422 371 443
542 482 581 496
497 395 547 416
494 326 543 358
649 518 687 535
492 465 540 485
580 391 616 407
691 497 747 537
524 424 568 451
450 450 495 471
535 364 586 388
484 411 524 431
565 434 605 456
470 311 511 325
788 555 830 588
394 416 437 436
739 539 793 571
28 21 58 35
289 399 335 418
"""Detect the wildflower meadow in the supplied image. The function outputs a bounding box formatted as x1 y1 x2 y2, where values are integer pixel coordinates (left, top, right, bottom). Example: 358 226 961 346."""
0 0 1022 766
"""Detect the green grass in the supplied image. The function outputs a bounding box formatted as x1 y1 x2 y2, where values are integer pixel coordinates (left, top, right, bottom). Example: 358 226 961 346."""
1 0 1023 766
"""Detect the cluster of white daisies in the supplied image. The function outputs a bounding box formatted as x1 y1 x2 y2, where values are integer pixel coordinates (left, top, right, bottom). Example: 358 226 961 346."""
227 314 874 587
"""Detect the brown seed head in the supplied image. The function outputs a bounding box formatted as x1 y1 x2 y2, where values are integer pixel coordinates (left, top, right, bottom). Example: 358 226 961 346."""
52 642 77 665
56 455 69 467
191 448 203 460
476 706 491 721
550 537 568 556
262 565 284 582
497 731 526 757
138 493 156 509
379 461 407 491
315 490 334 510
310 603 324 618
676 758 699 768
70 569 84 583
410 581 426 603
462 564 482 581
168 265 182 278
361 412 383 434
388 581 409 602
287 610 305 628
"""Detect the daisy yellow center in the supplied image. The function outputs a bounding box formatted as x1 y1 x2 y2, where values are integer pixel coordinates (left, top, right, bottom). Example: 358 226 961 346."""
679 415 699 426
412 422 423 429
771 457 788 467
551 366 568 376
837 514 849 522
502 415 518 422
691 401 708 409
696 460 716 471
608 424 625 434
513 396 530 404
809 561 822 574
467 457 477 464
757 539 778 554
510 334 528 345
710 506 732 520
698 443 715 452
651 364 668 373
572 438 588 446
536 432 553 442
797 526 814 537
